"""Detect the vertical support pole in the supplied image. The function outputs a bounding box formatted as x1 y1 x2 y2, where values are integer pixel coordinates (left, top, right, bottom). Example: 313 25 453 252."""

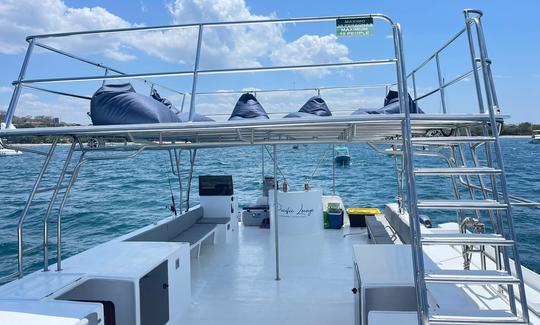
4 39 35 127
56 151 86 272
393 24 429 325
261 145 265 193
435 53 447 114
173 149 183 213
188 25 204 122
273 144 280 281
180 93 186 113
332 144 336 195
102 68 109 87
473 14 527 320
411 71 418 100
17 137 59 278
44 138 76 271
185 149 197 212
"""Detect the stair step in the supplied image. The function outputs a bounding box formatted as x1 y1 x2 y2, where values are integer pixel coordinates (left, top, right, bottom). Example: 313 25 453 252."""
429 314 527 324
421 233 514 246
414 167 501 176
417 200 508 210
424 269 520 284
411 136 496 144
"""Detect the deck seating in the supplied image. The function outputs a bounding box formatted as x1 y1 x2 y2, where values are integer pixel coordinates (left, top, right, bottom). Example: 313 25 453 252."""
365 216 394 244
127 206 231 258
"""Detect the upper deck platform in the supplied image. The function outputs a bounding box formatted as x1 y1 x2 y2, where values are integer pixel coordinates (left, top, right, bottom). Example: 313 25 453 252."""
0 113 501 148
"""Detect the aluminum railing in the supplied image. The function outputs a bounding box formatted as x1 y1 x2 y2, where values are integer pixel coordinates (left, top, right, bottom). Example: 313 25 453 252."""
4 13 400 127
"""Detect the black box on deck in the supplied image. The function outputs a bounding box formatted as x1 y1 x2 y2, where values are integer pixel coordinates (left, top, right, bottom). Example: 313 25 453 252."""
347 208 381 228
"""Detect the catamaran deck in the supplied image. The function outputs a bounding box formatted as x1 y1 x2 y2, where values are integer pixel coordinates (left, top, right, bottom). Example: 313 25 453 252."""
179 225 368 325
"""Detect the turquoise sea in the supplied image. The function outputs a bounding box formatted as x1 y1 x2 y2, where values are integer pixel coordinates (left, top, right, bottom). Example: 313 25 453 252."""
0 138 538 279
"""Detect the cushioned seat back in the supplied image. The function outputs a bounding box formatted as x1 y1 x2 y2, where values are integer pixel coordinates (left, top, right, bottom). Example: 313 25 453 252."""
167 206 204 240
128 223 168 242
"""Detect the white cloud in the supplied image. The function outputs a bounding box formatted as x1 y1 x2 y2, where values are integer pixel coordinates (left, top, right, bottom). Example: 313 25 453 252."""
270 34 350 78
0 86 13 93
0 0 357 123
0 0 350 73
0 0 131 57
16 92 90 124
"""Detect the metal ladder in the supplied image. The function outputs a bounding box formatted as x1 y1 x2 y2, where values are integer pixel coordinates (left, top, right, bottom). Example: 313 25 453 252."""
167 148 197 213
0 136 84 283
398 9 530 325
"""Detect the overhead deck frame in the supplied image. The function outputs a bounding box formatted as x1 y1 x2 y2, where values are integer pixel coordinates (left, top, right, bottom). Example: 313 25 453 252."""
1 8 539 325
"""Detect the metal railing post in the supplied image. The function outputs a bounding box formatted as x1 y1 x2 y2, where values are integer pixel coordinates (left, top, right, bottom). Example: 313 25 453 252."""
4 39 35 127
17 137 59 278
56 151 86 272
393 23 429 325
435 53 447 113
273 144 280 281
473 14 529 321
43 138 77 271
188 25 204 122
411 71 417 100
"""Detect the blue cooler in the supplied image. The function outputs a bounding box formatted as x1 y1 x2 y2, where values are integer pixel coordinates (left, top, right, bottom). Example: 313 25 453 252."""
328 211 343 229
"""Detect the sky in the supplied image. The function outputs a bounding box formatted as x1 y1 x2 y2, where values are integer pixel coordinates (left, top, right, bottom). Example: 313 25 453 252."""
0 0 538 124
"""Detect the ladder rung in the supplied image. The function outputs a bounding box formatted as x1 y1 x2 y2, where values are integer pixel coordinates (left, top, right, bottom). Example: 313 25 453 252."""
429 314 527 324
417 200 508 210
421 233 514 246
425 269 520 284
35 185 68 194
411 136 496 144
414 167 501 176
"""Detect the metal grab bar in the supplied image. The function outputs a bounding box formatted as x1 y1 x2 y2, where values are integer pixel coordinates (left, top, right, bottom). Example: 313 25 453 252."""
25 14 395 41
13 59 397 86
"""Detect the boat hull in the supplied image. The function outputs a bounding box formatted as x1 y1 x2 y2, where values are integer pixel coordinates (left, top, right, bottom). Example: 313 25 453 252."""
334 155 351 165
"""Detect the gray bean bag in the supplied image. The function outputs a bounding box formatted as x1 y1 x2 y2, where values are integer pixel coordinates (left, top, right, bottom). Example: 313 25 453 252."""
352 90 423 115
284 96 332 118
228 93 269 120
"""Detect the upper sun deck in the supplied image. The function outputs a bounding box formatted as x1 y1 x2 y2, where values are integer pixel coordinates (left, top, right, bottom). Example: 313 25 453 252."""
0 10 502 147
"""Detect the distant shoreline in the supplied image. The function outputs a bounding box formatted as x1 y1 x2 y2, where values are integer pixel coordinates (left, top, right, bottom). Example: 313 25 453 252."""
500 135 530 139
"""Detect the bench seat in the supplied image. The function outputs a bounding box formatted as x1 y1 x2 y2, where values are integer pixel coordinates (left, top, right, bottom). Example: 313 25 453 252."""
171 224 217 245
197 217 231 224
366 216 394 244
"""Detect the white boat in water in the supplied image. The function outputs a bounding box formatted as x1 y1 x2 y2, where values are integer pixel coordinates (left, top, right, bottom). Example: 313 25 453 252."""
530 130 540 144
0 147 22 156
1 8 540 325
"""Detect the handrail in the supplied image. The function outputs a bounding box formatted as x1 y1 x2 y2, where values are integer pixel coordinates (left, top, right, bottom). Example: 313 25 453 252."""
25 14 395 41
34 42 186 97
3 12 399 126
13 59 397 86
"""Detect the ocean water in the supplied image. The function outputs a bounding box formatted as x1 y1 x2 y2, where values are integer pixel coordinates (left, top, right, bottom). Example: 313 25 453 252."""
0 138 538 279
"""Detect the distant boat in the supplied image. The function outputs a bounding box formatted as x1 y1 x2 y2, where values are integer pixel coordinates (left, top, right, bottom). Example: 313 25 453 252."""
292 144 299 150
0 146 22 156
334 145 350 165
530 130 540 144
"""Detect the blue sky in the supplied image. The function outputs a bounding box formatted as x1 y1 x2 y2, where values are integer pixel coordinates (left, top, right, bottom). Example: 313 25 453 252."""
0 0 538 124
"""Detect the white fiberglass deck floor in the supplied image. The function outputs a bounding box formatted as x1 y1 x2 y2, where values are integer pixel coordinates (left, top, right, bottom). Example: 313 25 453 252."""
174 224 369 325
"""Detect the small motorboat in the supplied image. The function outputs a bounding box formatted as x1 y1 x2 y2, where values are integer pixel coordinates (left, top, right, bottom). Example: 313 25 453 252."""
0 147 22 156
530 130 540 144
334 145 351 165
